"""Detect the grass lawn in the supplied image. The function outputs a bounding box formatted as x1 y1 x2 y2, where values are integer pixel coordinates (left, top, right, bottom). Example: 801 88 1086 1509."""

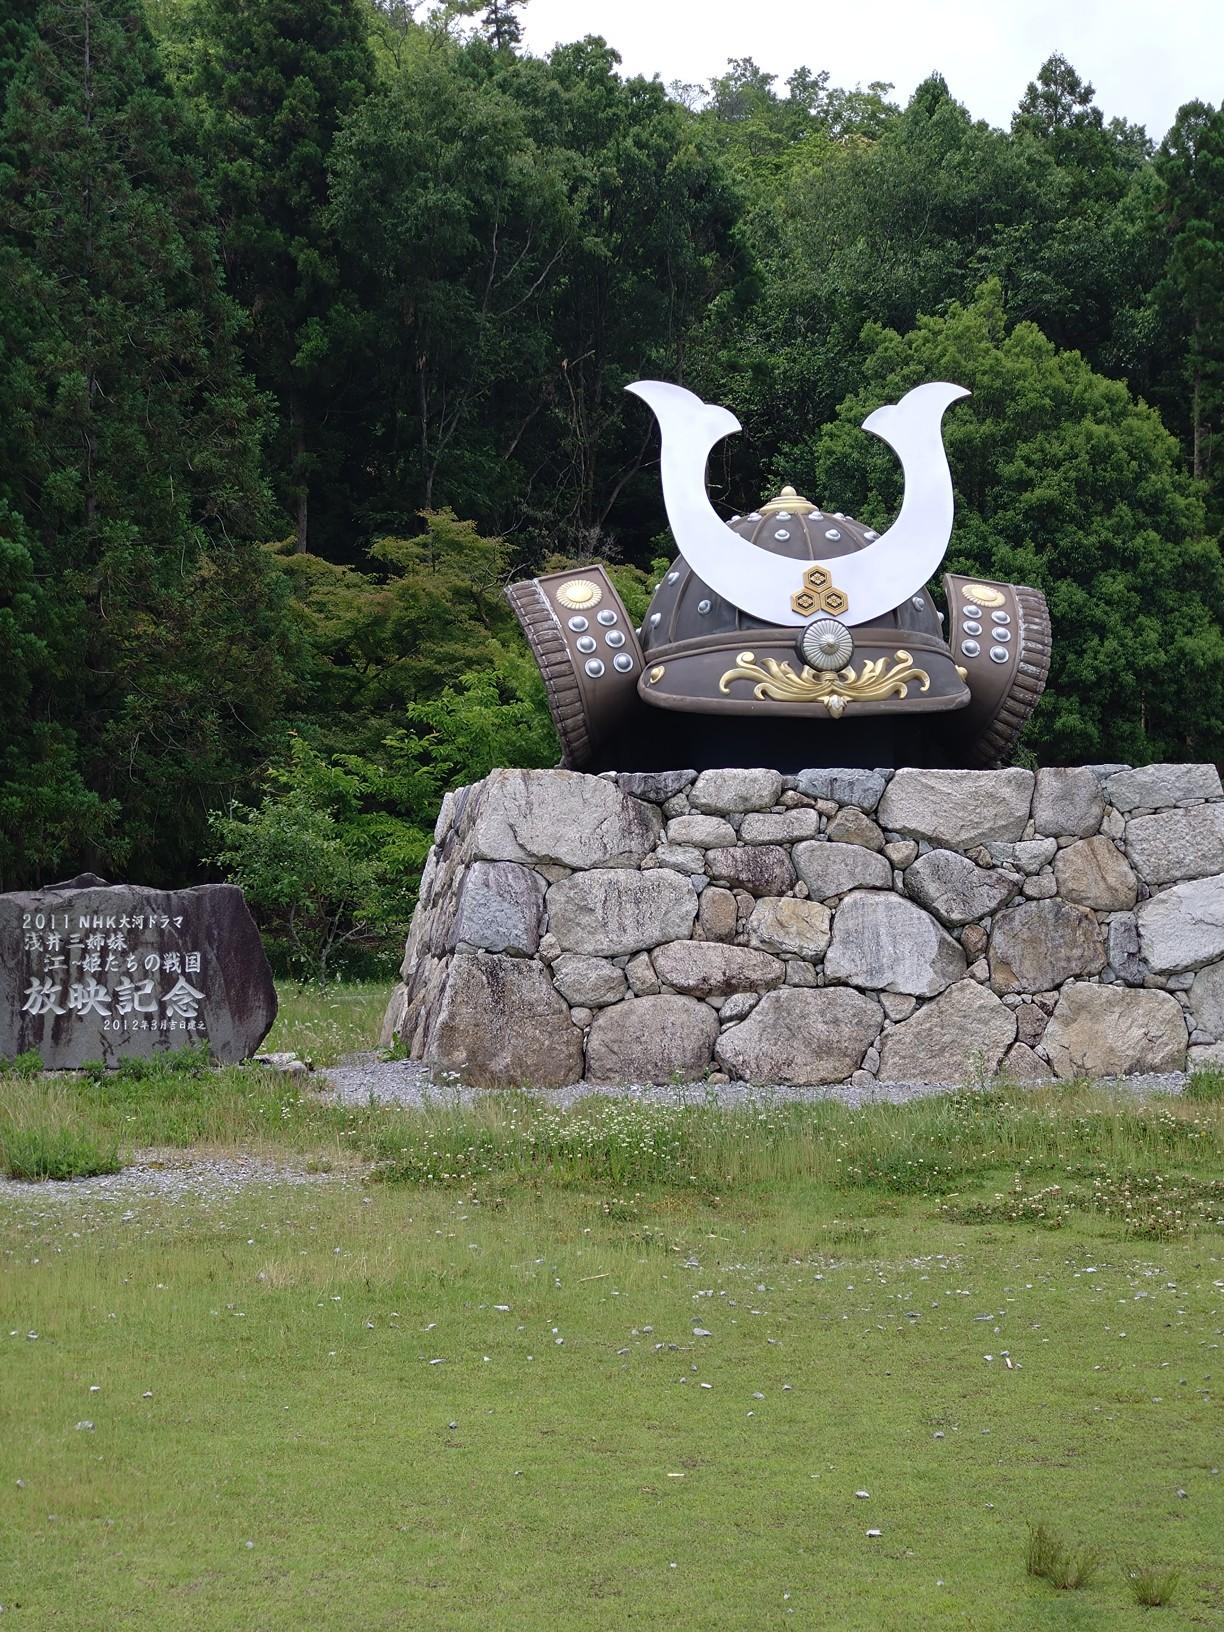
259 978 389 1066
1 994 1223 1628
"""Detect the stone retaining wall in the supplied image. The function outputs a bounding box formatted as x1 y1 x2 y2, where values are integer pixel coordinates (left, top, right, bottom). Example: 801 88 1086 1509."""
382 763 1224 1089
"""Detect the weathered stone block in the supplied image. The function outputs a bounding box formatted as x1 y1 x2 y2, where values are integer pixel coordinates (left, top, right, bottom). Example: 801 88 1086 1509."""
794 768 888 811
704 845 796 897
586 995 718 1082
715 988 882 1085
746 897 832 960
1002 1042 1053 1079
432 790 457 846
824 892 966 996
877 980 1016 1084
988 899 1106 994
652 844 705 874
625 951 660 996
379 981 410 1048
825 807 885 850
424 955 582 1088
880 992 917 1021
878 768 1033 849
990 838 1058 874
1126 805 1224 886
651 941 785 999
793 841 891 899
1052 837 1138 911
1104 763 1223 813
1041 983 1187 1078
469 768 661 868
784 959 820 987
690 768 783 814
1014 1001 1049 1048
698 886 738 943
720 992 759 1024
1023 875 1057 900
616 770 696 803
450 860 546 955
1188 959 1224 1040
546 869 697 956
904 849 1019 927
883 839 918 869
740 810 822 844
1032 767 1105 838
1137 874 1224 974
666 814 736 848
549 954 628 1008
1107 912 1145 985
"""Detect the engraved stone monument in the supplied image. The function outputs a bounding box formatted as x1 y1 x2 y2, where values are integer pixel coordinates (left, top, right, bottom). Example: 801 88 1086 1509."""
1 874 277 1068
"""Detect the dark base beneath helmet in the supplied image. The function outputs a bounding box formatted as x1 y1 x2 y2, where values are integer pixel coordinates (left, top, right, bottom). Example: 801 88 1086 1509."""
591 713 971 774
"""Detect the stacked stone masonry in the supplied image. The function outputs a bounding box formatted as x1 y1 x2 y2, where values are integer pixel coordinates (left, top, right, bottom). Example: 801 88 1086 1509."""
382 764 1224 1089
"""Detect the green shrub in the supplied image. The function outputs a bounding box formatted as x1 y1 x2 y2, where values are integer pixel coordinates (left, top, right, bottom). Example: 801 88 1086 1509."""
2 1050 44 1079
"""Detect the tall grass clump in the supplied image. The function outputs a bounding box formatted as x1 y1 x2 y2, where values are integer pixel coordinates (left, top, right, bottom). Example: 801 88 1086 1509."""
0 1079 120 1181
1183 1069 1224 1103
1025 1522 1102 1590
1126 1563 1180 1607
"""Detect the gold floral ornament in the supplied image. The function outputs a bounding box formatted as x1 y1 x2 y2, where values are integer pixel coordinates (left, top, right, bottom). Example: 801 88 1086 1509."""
960 581 1005 608
791 563 849 617
555 578 602 611
718 650 930 719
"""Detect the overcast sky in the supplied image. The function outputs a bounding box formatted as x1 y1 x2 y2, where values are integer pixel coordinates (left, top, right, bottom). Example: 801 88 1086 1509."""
522 0 1221 143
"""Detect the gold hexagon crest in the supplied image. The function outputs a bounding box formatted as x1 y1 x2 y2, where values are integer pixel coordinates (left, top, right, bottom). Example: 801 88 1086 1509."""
792 564 848 618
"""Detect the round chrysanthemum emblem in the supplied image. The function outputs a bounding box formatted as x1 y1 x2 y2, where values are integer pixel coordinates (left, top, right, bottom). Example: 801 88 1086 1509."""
800 617 854 672
555 578 602 611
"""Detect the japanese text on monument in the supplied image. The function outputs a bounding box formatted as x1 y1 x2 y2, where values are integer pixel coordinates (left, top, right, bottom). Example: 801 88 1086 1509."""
20 907 206 1033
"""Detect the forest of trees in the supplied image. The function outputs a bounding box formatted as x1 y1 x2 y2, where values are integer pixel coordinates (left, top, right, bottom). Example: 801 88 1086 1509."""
2 0 1224 968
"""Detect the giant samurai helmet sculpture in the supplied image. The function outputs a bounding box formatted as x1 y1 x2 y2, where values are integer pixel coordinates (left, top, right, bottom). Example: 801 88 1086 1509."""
506 381 1050 773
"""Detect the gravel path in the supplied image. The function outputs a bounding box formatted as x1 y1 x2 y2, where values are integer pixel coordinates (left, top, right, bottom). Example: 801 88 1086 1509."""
0 1148 343 1207
320 1052 1191 1111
